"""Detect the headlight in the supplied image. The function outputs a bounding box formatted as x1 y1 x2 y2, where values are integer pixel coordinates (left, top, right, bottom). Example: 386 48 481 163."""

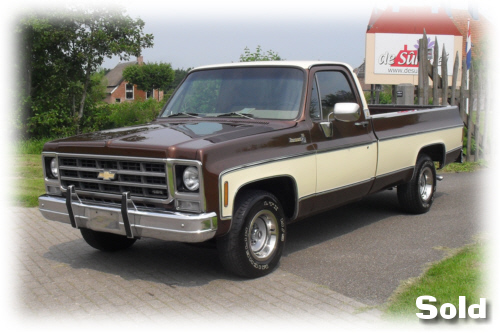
50 158 59 178
182 166 199 191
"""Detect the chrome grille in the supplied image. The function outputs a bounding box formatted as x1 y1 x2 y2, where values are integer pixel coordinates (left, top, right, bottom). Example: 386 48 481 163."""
58 155 169 201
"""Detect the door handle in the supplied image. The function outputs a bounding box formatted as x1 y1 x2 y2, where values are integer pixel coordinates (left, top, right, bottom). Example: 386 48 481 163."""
355 121 369 128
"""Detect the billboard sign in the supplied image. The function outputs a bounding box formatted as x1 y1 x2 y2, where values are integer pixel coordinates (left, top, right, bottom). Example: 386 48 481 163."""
374 33 455 75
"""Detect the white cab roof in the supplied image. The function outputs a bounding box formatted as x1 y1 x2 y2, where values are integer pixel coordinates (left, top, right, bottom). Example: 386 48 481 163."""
193 61 353 71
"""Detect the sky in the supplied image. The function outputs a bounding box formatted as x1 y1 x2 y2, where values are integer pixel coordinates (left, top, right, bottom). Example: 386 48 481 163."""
6 0 492 72
95 0 494 71
2 0 497 76
101 1 374 70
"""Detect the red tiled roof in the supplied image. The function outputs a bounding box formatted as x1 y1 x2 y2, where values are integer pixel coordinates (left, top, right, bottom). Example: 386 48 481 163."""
367 6 462 36
450 9 493 60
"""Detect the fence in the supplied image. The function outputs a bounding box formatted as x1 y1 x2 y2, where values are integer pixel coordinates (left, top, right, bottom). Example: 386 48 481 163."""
370 30 486 162
415 30 489 162
367 31 489 162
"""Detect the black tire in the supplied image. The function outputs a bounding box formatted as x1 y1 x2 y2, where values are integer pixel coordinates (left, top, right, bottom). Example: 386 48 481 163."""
80 228 136 252
217 190 286 278
397 154 436 214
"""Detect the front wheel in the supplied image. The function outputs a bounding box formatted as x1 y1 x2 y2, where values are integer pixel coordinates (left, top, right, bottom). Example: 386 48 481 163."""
217 190 286 278
80 228 137 252
397 154 436 214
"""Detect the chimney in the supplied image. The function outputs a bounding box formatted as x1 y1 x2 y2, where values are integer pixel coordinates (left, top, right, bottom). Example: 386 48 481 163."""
137 55 144 65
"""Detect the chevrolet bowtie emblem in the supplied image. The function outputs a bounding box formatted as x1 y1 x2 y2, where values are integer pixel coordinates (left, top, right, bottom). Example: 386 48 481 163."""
97 170 117 181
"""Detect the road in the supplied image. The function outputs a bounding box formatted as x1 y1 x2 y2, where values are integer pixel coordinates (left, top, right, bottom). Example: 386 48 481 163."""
11 171 486 327
281 171 486 305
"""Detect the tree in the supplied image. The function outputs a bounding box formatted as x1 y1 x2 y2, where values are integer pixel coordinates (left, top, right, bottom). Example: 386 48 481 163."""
69 7 154 133
17 13 85 137
122 62 175 101
16 6 154 136
166 68 192 93
239 45 283 62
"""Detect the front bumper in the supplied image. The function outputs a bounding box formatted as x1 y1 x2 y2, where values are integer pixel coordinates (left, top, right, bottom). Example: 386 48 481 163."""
38 189 218 243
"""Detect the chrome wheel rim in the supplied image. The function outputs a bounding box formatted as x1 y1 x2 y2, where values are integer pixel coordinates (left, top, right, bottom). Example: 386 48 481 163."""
248 210 278 261
419 166 434 202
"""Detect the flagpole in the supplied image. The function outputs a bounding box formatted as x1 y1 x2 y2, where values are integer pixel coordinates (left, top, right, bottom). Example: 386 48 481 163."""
466 19 470 115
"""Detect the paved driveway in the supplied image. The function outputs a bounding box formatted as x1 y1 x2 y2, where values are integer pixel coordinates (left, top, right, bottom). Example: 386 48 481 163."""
282 171 485 305
11 171 485 327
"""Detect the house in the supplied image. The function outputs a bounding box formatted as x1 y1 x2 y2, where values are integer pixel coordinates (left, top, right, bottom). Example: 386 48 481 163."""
103 56 164 104
448 8 492 63
352 60 371 92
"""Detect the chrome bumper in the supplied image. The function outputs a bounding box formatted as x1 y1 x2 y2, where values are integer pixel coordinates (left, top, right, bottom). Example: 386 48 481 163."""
38 189 218 243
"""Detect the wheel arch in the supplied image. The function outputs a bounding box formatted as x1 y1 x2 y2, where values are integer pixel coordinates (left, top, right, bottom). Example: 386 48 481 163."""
418 143 446 169
233 176 298 221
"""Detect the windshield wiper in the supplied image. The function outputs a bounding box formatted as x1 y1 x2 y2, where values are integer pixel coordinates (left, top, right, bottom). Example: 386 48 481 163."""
216 112 254 119
165 112 201 118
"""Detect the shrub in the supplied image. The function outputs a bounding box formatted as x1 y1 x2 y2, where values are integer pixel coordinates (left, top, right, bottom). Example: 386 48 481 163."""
22 97 167 140
107 98 166 128
17 137 58 154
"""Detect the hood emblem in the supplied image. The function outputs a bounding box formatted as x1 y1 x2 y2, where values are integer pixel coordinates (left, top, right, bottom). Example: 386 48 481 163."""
98 170 117 181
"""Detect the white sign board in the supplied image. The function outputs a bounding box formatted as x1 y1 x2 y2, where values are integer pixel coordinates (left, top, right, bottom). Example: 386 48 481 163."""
374 33 455 75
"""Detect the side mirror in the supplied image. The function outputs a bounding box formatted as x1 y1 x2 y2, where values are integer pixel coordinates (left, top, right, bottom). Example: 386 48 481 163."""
333 102 360 122
319 103 361 138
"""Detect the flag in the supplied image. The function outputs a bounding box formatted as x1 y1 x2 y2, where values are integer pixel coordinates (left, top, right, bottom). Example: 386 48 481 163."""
466 19 472 70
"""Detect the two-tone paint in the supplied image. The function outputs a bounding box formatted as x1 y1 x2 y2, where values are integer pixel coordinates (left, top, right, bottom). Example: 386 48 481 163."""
40 61 463 240
210 63 462 236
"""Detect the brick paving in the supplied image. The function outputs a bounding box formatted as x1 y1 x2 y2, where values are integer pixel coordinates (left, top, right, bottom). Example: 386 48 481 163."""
12 207 384 328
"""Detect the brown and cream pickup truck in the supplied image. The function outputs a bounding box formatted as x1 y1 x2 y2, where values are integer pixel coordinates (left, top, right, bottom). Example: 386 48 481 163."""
39 61 463 278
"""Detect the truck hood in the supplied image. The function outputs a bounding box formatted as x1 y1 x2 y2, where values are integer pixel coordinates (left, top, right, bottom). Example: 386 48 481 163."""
44 119 296 159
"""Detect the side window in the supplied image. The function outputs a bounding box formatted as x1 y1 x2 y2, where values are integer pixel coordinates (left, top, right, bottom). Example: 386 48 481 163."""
309 78 321 120
316 71 356 120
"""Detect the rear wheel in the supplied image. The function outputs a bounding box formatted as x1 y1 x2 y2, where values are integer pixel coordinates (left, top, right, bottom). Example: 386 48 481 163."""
217 190 286 278
397 154 436 214
80 228 136 252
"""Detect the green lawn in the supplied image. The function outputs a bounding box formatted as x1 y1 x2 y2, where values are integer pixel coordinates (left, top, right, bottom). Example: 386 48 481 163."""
384 240 486 321
13 154 45 207
439 161 485 173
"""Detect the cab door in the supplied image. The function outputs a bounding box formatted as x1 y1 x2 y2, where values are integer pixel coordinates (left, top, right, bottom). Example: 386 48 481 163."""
308 66 377 211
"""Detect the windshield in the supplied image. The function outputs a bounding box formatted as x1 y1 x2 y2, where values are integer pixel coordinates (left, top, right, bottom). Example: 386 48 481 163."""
160 67 305 120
